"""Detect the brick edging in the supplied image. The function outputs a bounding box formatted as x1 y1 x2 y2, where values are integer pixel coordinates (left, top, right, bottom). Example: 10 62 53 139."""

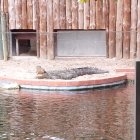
116 68 135 80
0 73 127 90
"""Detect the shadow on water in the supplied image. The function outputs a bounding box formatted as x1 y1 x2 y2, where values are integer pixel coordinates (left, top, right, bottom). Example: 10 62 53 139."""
0 84 135 140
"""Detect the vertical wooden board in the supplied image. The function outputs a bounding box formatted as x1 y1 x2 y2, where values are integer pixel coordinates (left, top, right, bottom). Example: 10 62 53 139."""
84 1 90 29
36 0 40 57
8 0 16 29
47 0 54 59
102 0 106 29
105 0 109 57
130 0 137 58
137 0 140 58
22 0 27 29
4 0 8 13
66 0 72 29
60 0 66 29
90 0 96 29
15 0 22 29
39 0 47 58
1 13 8 61
27 0 33 29
108 0 117 58
72 0 78 29
78 2 84 29
1 0 4 12
33 0 37 30
116 0 123 59
53 0 60 29
123 0 131 59
96 0 103 29
0 13 3 59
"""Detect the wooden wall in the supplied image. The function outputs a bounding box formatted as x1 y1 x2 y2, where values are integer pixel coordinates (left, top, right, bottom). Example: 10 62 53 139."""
0 0 138 59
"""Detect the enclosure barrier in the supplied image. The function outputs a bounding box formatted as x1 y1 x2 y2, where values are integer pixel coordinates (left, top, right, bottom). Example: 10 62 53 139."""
0 0 139 59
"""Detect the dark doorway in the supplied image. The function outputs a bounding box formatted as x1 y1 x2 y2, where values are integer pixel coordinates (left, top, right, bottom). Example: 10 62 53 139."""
11 29 37 56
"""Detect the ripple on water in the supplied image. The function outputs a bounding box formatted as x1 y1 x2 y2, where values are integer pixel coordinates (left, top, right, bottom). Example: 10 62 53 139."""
0 84 135 140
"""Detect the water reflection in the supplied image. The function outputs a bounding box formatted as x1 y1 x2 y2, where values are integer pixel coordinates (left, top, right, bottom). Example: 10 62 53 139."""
0 85 134 140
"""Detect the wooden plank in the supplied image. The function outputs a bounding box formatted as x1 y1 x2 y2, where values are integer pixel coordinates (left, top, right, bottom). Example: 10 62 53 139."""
0 13 3 59
15 0 22 29
123 0 131 59
8 0 16 29
36 0 40 57
116 0 123 59
39 0 47 58
137 0 140 58
4 0 8 13
130 0 137 58
22 0 27 29
33 0 37 30
1 13 8 61
96 0 103 29
108 0 116 58
1 0 4 12
47 0 54 59
90 0 96 29
105 0 109 57
72 0 78 29
27 0 33 29
102 0 106 29
66 0 72 29
78 2 84 29
84 1 90 29
60 0 66 29
53 0 60 29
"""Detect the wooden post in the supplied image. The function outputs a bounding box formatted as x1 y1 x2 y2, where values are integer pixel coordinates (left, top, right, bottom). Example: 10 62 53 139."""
130 0 137 58
22 0 27 29
53 0 60 29
116 0 123 59
39 0 47 58
0 13 3 59
27 0 33 29
78 2 84 29
137 0 140 58
47 0 54 59
102 0 106 29
15 0 22 29
36 0 40 57
108 0 116 58
72 0 78 29
123 0 131 59
4 0 8 13
8 0 16 29
60 0 66 29
16 39 19 56
66 0 72 29
5 13 10 57
33 0 37 30
105 0 109 58
90 0 96 29
1 13 8 61
96 0 103 29
84 1 90 29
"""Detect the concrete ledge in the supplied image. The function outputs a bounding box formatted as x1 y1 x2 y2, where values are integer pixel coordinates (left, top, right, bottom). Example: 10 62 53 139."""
0 73 127 91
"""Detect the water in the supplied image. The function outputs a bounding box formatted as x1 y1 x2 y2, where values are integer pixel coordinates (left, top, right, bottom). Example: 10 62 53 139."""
0 84 135 140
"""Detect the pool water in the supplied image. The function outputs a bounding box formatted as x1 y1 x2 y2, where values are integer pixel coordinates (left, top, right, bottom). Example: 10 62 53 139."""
0 84 135 140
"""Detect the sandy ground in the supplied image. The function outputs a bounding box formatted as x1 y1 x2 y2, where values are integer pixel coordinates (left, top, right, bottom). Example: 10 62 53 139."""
0 56 135 80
